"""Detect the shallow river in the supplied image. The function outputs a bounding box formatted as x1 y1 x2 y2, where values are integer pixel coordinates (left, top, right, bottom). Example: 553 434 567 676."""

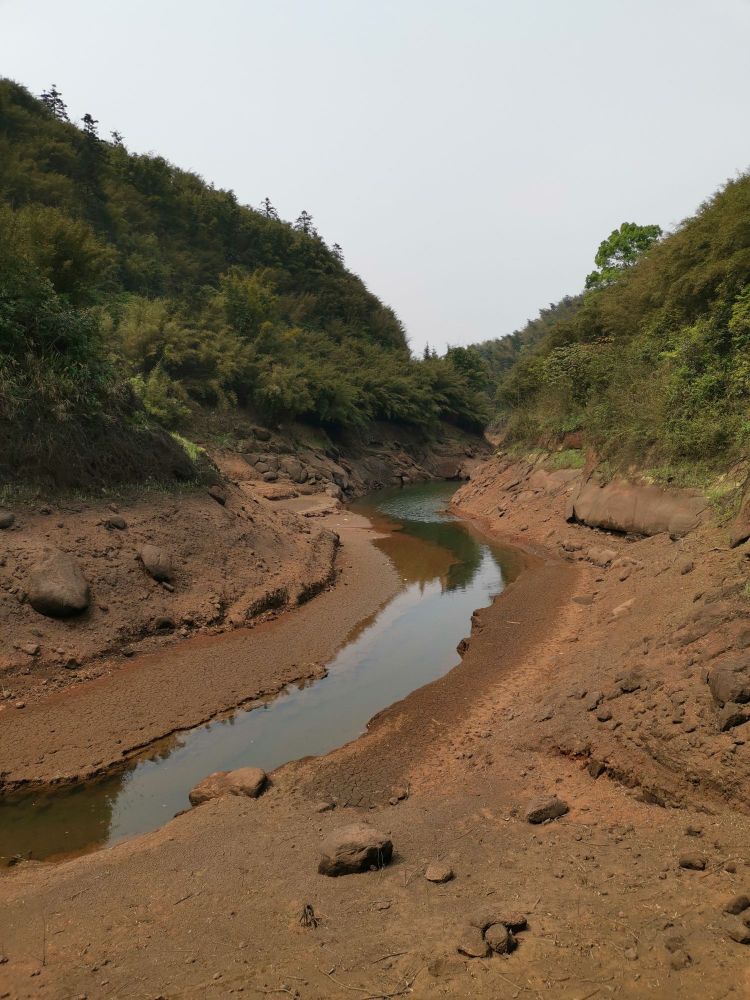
0 482 519 865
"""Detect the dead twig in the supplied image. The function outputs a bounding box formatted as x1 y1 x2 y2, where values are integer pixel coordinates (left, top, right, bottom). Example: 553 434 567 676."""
368 950 407 965
299 903 320 928
362 966 424 999
319 968 371 994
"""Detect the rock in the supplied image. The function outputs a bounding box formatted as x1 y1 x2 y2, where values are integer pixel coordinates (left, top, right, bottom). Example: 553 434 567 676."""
27 550 90 618
279 457 307 484
569 480 706 539
188 767 267 806
678 853 708 871
104 515 127 530
485 923 514 954
253 426 272 442
596 707 613 722
137 544 174 582
587 547 618 568
425 862 454 884
0 511 16 529
724 894 750 915
21 642 40 656
318 823 393 876
456 925 490 959
262 471 278 483
208 485 227 505
588 759 606 779
618 671 642 693
679 559 695 575
325 484 343 501
586 690 604 711
718 703 750 731
471 909 528 933
725 918 750 944
624 946 639 961
707 661 750 706
524 796 569 824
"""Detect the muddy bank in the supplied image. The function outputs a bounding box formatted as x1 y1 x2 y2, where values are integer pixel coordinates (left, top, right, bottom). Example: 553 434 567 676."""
0 505 399 791
453 453 750 813
3 457 750 997
0 419 485 714
0 482 343 709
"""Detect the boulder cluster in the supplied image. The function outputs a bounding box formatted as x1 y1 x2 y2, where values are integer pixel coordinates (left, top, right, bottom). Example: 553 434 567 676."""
458 908 529 958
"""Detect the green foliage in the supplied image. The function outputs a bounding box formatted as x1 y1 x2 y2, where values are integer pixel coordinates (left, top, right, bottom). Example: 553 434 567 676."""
0 78 487 440
474 296 583 384
544 449 586 470
490 176 750 470
585 222 662 289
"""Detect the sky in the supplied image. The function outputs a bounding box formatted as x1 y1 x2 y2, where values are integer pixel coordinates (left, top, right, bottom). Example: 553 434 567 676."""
1 0 749 355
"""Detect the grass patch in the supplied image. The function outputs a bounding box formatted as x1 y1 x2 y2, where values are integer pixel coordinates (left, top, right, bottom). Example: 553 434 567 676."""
170 432 206 464
544 449 586 471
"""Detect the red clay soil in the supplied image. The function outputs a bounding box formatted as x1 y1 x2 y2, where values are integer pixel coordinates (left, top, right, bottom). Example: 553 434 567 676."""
0 484 342 709
2 457 750 999
0 502 398 791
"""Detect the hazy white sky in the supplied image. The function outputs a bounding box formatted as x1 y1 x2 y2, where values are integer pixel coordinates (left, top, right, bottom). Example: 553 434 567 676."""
2 0 749 354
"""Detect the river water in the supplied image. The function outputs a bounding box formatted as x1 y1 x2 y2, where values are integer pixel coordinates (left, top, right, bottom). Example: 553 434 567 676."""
0 482 519 866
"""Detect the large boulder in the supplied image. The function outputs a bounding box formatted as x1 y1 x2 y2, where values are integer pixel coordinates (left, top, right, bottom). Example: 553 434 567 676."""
707 660 750 706
568 480 707 539
279 456 307 484
27 550 90 618
138 544 174 582
318 823 393 876
188 767 267 805
0 510 15 529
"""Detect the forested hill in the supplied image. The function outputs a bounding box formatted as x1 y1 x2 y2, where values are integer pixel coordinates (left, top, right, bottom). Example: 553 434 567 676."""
0 79 488 485
480 174 750 476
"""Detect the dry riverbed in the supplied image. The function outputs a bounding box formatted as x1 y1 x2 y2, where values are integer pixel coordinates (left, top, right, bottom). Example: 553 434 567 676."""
2 461 750 999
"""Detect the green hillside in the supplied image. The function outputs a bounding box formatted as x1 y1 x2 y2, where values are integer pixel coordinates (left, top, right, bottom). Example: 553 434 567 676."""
487 175 750 474
0 79 488 486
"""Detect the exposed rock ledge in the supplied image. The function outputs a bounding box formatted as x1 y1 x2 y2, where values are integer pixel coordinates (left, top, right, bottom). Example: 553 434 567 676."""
568 478 709 539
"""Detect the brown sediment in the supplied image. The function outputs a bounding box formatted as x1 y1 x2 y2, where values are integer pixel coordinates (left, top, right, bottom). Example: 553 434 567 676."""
2 460 750 998
0 505 399 791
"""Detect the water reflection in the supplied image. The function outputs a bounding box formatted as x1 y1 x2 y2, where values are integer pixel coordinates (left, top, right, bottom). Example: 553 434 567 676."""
0 482 518 866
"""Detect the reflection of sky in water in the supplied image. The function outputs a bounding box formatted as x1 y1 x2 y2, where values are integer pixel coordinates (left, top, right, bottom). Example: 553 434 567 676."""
0 482 518 864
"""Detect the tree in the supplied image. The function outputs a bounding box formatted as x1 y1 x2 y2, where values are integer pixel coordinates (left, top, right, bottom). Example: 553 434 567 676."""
110 130 124 146
81 113 99 140
40 84 69 121
294 209 314 235
331 242 344 264
260 197 279 220
585 222 662 289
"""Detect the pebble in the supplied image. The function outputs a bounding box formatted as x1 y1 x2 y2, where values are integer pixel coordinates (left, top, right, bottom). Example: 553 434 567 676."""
678 853 708 871
425 862 454 884
524 795 569 824
724 894 750 915
485 923 514 954
726 918 750 944
457 925 489 958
